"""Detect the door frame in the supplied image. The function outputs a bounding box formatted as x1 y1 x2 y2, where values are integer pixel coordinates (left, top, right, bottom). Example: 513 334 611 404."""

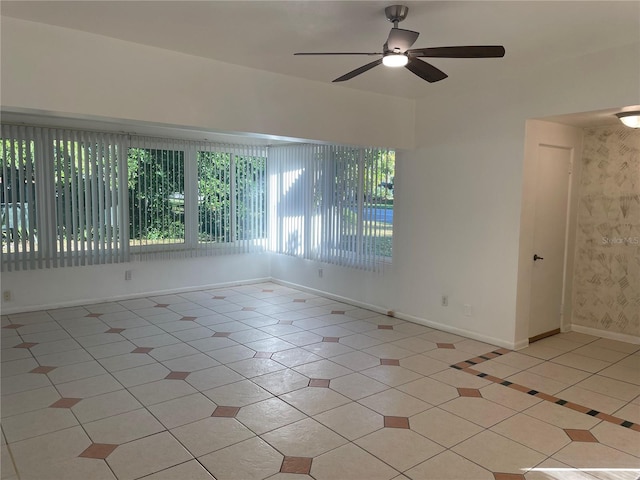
514 120 583 349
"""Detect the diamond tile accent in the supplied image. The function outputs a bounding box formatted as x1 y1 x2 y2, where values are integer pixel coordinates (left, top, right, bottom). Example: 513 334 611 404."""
493 474 525 480
564 429 598 442
50 397 82 408
212 295 226 299
86 313 102 318
378 325 394 330
322 337 339 343
262 289 274 292
457 388 482 398
436 343 455 349
254 352 273 358
105 328 125 334
380 359 400 366
280 456 312 474
180 316 197 321
14 342 38 349
30 366 57 374
78 443 118 459
211 406 241 418
293 299 306 303
2 324 23 329
155 304 170 308
213 332 232 337
309 379 330 388
132 347 154 354
331 310 345 315
242 307 256 311
165 371 190 380
384 416 410 429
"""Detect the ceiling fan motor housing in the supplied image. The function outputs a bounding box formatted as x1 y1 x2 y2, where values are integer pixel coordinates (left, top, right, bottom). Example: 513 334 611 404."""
385 5 409 25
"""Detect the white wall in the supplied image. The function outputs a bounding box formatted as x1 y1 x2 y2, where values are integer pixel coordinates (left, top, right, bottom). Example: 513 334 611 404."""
397 43 640 348
1 254 270 313
0 17 414 150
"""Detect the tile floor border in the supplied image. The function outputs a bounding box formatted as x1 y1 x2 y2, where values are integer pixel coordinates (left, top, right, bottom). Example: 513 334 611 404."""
454 348 640 432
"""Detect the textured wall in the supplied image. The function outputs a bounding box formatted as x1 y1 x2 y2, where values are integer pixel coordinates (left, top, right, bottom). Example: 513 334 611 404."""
572 125 640 337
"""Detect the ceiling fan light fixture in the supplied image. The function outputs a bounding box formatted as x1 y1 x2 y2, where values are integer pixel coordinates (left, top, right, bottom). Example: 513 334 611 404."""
382 53 408 67
616 111 640 128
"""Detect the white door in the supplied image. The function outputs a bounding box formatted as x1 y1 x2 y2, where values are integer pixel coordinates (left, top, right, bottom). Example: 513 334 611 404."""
529 145 572 339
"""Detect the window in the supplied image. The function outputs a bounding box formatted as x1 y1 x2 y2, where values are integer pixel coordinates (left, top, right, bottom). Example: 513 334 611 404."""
128 137 266 260
2 123 390 273
128 145 186 248
1 125 127 271
196 146 267 256
268 144 394 270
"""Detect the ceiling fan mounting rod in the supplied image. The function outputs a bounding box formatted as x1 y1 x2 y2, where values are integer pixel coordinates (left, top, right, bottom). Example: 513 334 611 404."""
385 5 409 27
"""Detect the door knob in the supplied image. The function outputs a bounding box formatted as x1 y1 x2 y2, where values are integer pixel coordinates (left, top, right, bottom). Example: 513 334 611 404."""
533 254 544 261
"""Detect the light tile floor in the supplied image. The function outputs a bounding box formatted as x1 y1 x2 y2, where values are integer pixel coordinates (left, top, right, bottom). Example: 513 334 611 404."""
1 282 639 480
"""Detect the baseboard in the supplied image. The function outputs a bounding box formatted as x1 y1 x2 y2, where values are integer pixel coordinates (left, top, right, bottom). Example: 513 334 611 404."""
570 324 640 345
272 279 518 350
393 311 518 350
1 277 272 315
271 279 390 315
5 274 528 351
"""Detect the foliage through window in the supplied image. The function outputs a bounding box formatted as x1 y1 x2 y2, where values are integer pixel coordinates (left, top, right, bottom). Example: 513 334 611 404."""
128 147 185 247
127 138 267 259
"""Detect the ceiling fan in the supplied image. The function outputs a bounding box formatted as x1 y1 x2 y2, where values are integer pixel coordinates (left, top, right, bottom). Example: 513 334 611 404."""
294 5 505 83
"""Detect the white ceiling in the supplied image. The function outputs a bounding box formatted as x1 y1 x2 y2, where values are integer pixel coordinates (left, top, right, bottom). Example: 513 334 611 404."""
2 1 639 100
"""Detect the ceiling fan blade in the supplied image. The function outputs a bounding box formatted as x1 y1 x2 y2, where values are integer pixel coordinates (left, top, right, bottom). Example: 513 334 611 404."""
294 52 382 56
405 58 448 83
386 28 420 52
333 58 383 82
408 45 505 58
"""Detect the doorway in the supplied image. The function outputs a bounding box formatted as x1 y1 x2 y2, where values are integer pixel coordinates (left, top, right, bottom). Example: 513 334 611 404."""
528 145 572 341
515 120 583 348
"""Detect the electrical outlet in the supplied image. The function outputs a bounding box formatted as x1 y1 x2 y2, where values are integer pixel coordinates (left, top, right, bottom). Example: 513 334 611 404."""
441 295 448 307
125 270 132 281
464 304 473 317
318 268 323 278
3 290 12 302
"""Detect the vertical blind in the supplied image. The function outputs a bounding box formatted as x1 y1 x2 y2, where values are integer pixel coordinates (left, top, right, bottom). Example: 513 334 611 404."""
2 123 391 272
268 144 394 271
1 125 128 271
1 127 267 271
